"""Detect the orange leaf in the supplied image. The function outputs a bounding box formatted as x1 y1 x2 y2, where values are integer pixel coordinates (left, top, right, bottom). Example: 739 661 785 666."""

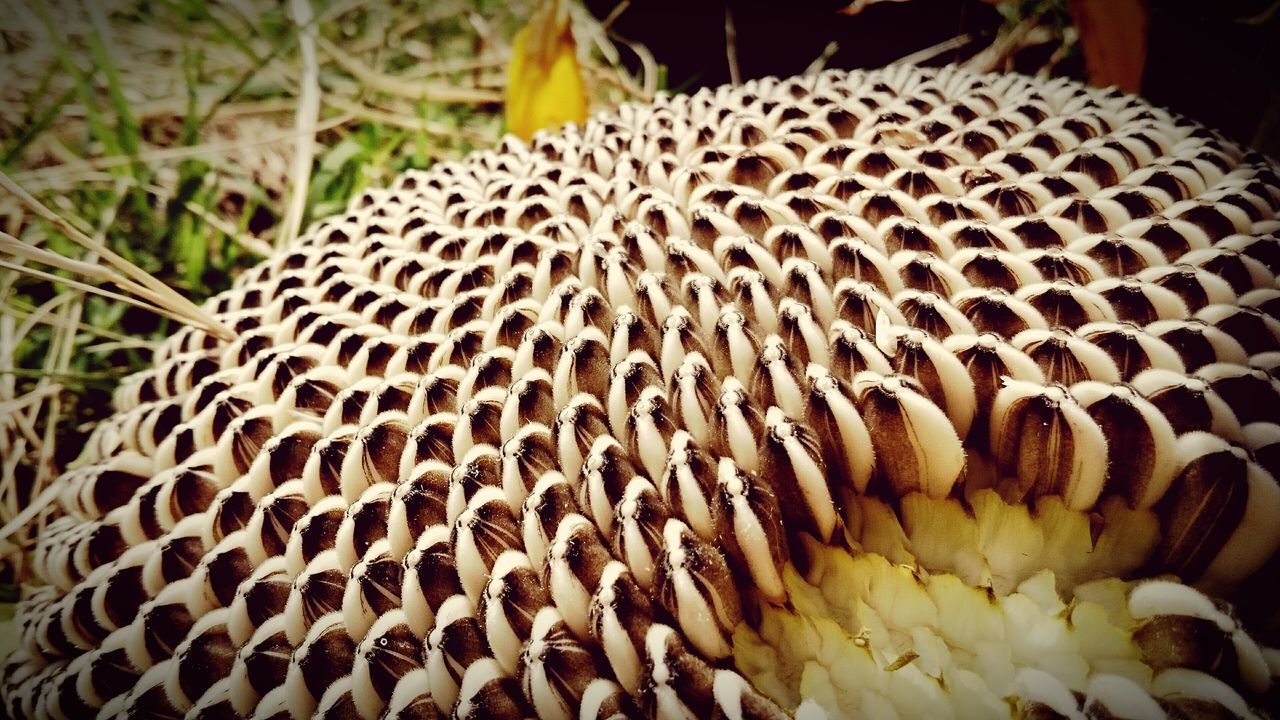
1068 0 1148 93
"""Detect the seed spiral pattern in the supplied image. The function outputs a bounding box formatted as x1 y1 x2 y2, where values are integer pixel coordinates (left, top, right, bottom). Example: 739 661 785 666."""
6 63 1280 719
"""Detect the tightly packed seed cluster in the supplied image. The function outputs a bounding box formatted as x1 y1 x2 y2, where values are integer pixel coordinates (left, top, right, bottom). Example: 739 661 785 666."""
6 64 1280 719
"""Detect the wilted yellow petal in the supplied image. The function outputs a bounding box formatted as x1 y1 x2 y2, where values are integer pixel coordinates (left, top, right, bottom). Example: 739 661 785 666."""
506 0 588 140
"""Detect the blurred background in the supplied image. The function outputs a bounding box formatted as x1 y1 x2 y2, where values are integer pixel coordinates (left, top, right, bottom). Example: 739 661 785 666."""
0 0 1277 638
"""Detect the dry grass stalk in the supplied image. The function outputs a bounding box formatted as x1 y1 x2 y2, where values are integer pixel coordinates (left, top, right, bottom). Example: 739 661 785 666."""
316 36 505 104
0 256 211 328
0 172 236 341
0 382 62 413
176 199 275 258
279 0 322 249
0 300 151 348
324 96 496 145
12 114 355 186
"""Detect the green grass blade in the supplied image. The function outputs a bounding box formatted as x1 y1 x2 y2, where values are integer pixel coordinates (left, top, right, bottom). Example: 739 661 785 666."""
1 86 78 166
29 0 120 158
84 1 142 159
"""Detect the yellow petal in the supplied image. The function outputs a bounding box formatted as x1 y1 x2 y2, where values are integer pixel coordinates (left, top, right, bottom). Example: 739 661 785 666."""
506 1 588 140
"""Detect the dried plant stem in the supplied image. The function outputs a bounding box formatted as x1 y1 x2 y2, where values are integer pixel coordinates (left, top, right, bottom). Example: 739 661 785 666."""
33 300 73 489
0 234 125 285
2 301 147 347
315 35 504 103
964 12 1045 74
398 56 507 79
7 416 42 455
1 188 125 545
805 42 841 76
725 6 741 87
0 443 34 531
0 172 235 341
11 293 76 352
178 200 275 258
0 257 212 330
13 114 354 185
1037 39 1074 79
892 33 977 68
324 96 495 144
599 0 632 30
279 0 321 249
583 63 647 104
83 339 155 353
0 385 63 417
0 482 61 544
0 229 198 319
0 313 16 404
579 8 654 103
4 301 80 545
